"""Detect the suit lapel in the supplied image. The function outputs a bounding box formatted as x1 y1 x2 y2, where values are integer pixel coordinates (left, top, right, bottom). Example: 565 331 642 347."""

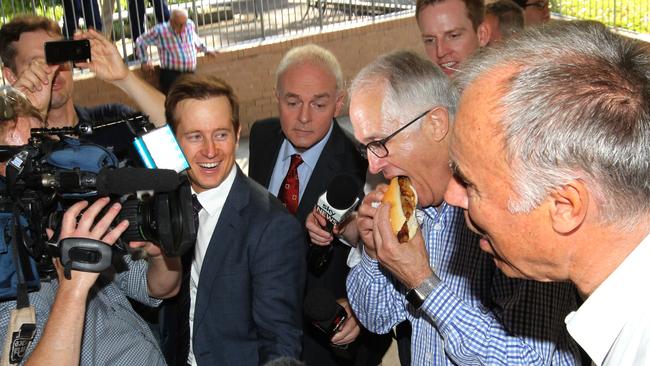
254 121 284 188
192 168 249 330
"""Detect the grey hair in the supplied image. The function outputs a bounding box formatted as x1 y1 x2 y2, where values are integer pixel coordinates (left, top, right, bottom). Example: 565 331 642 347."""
170 8 187 19
275 44 344 93
455 20 650 225
486 0 524 39
349 50 458 128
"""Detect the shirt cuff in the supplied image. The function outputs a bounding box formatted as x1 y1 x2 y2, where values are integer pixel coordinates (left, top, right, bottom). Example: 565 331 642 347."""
360 245 382 277
420 282 463 329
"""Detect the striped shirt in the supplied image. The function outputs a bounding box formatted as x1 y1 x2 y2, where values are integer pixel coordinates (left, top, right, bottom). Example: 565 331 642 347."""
136 19 207 72
0 256 165 365
347 203 582 365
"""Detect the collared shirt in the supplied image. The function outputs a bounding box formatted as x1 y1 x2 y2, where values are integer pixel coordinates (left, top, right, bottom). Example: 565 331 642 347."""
135 19 207 72
565 233 650 366
188 164 237 366
268 122 334 201
0 257 164 365
347 203 581 365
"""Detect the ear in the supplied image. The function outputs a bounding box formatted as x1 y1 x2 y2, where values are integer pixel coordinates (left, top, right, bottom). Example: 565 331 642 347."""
421 107 449 142
547 179 589 234
2 66 17 84
476 22 491 48
333 90 346 118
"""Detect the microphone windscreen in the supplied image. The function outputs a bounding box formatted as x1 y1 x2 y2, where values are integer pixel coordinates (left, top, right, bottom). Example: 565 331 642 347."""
97 167 180 195
325 174 362 210
304 288 340 321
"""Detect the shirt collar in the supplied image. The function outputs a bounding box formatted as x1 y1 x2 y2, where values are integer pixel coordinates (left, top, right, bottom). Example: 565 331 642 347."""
279 121 334 170
565 233 650 365
421 202 450 223
192 164 237 216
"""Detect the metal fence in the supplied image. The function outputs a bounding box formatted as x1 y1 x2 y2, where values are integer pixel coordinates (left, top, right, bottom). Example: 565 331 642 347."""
0 0 415 64
0 0 647 65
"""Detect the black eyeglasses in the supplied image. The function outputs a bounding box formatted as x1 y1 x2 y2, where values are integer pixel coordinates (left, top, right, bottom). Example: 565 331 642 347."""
357 108 432 159
523 0 549 10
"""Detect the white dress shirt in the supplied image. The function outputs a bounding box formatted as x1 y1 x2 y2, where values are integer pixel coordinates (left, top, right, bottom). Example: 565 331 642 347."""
565 233 650 366
267 122 334 201
187 165 237 366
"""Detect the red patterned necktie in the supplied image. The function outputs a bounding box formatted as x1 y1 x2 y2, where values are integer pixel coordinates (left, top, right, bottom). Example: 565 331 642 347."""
278 154 303 215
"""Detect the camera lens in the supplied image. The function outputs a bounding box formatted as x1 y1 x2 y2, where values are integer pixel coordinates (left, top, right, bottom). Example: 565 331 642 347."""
118 196 157 244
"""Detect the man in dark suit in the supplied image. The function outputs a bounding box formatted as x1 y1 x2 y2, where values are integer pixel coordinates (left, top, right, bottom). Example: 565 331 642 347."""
248 44 391 366
159 74 306 365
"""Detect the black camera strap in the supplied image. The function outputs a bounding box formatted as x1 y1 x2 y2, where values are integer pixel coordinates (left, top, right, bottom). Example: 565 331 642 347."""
1 210 36 366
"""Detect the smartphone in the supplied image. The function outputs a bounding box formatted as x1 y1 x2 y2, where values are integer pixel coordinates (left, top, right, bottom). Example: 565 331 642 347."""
44 39 91 64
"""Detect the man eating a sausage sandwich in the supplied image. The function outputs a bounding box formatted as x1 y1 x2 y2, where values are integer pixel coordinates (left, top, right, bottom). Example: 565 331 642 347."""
344 50 582 365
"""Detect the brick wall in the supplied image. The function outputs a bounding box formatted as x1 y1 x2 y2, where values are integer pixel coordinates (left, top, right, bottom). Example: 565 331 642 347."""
72 15 424 136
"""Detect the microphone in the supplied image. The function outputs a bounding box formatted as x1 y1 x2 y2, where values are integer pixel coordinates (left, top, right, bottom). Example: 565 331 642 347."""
314 174 362 232
95 167 180 195
304 288 348 338
308 174 362 275
38 167 180 195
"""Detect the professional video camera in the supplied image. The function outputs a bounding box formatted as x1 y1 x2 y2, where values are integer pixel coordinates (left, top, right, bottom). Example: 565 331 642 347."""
0 86 196 299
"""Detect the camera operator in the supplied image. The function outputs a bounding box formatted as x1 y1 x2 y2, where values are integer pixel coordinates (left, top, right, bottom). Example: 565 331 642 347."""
0 92 181 364
0 16 166 138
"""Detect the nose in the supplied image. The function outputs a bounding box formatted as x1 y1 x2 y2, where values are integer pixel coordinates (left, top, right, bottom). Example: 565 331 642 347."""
299 103 311 123
201 140 217 158
436 39 450 60
444 175 469 209
367 153 386 175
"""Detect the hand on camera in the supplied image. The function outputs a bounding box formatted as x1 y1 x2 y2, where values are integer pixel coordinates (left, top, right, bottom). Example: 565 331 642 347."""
129 241 163 259
55 197 128 292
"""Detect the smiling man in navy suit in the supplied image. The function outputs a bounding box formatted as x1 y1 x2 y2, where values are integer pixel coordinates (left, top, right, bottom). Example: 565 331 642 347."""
159 74 306 366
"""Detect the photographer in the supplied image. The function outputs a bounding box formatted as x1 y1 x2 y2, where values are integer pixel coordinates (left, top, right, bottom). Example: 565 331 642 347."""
0 92 181 364
0 16 166 134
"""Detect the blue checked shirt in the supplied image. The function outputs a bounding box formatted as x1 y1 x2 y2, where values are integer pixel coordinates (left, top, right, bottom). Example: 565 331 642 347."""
347 203 581 365
0 256 165 365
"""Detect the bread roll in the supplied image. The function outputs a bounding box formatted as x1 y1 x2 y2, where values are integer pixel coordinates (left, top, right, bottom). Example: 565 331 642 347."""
383 176 418 243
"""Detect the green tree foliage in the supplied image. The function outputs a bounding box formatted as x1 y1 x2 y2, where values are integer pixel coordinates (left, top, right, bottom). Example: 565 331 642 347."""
551 0 648 33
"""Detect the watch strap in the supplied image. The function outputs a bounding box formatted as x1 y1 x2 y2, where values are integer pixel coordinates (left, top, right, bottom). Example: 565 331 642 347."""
406 273 441 310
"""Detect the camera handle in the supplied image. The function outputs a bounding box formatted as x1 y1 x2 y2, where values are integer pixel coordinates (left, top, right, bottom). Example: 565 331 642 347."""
52 238 114 280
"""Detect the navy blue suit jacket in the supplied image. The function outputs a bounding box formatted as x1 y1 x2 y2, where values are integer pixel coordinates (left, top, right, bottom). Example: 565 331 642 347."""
161 168 306 365
248 118 367 298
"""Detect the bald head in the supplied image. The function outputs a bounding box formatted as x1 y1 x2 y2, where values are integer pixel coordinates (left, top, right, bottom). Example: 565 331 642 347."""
170 9 188 34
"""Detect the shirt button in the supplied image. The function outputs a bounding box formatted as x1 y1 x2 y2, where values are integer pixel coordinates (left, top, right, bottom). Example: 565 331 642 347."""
433 223 443 231
425 352 432 361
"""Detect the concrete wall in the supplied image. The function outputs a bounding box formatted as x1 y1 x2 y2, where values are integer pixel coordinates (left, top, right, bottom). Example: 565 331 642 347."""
72 15 424 136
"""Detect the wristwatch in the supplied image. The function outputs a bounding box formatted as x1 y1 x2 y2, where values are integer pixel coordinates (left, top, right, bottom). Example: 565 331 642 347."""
406 273 441 310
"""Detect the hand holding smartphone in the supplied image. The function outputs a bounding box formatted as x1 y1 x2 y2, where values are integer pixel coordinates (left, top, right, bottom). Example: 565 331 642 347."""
44 40 91 64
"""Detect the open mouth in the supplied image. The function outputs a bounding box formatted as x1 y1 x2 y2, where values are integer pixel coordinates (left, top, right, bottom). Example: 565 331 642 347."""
198 162 220 170
439 62 461 74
